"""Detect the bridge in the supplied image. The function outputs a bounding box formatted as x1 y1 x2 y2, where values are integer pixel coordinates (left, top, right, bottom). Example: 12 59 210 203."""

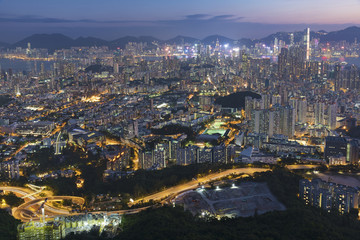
0 185 85 222
21 184 46 199
13 196 85 221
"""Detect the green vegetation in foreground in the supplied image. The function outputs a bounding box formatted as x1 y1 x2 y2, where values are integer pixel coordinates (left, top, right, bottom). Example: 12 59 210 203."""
0 209 20 240
116 168 360 240
69 168 360 240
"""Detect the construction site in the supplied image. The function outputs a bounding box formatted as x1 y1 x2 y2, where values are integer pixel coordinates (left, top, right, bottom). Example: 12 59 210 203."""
174 182 286 218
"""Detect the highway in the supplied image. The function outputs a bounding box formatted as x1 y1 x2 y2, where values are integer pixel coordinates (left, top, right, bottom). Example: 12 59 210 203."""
0 186 37 200
286 164 319 170
2 167 271 221
0 186 85 222
132 167 270 205
13 196 85 221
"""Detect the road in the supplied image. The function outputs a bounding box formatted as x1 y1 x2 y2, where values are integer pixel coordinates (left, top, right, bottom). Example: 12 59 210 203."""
4 122 67 161
13 196 85 221
2 167 271 221
0 186 37 200
286 164 319 170
0 186 85 222
132 167 270 205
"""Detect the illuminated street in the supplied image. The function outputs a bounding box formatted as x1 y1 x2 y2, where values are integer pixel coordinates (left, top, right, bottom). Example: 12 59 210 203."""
132 167 271 205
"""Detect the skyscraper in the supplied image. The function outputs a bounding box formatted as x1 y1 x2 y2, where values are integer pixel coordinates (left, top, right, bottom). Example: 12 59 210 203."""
280 105 295 138
298 97 307 124
314 102 325 125
290 33 294 47
327 103 337 130
304 28 310 60
278 48 289 80
274 37 279 54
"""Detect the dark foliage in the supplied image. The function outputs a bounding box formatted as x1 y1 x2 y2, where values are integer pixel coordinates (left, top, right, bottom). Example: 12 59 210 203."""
42 177 79 196
82 164 236 198
116 169 360 240
0 192 24 207
116 204 360 240
0 95 12 107
214 91 261 109
151 124 196 138
0 209 20 240
25 146 92 175
45 162 243 200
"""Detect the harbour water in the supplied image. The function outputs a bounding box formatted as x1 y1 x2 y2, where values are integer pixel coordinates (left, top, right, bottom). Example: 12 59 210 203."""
0 58 55 73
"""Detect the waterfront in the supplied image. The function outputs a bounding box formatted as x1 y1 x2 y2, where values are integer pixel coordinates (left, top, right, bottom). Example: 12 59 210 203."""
0 58 54 73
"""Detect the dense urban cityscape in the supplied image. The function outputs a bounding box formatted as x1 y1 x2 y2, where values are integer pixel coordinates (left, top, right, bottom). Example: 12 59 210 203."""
1 1 360 239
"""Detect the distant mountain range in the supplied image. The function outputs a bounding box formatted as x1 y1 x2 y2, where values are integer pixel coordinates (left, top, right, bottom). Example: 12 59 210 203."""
165 35 200 45
0 41 10 49
4 26 360 52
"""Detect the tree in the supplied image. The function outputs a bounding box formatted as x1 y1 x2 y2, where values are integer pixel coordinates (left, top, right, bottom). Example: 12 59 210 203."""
0 209 20 240
0 192 24 207
63 199 73 206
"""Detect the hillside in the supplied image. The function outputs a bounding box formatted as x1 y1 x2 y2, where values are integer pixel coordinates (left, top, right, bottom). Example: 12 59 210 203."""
6 26 360 52
165 35 199 45
215 91 261 109
320 26 360 43
0 41 10 49
110 36 160 49
202 35 235 45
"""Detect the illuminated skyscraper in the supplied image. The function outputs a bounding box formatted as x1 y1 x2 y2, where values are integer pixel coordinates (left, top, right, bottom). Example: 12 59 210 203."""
289 33 294 47
304 28 310 60
274 37 279 54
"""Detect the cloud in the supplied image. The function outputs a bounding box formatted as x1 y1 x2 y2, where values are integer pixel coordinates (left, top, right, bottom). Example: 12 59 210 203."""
0 16 94 23
0 13 245 25
0 12 355 43
185 14 210 20
184 14 243 22
210 15 237 20
0 15 146 24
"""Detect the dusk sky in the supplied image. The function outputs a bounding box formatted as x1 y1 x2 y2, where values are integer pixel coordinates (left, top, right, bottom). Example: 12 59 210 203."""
1 0 360 42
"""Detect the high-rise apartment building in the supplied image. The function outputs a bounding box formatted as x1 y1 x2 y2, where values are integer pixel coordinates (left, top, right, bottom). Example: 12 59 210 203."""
299 178 359 214
304 28 310 60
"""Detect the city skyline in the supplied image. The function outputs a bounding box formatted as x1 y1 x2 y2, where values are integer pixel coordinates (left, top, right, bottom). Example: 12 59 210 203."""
1 1 360 239
0 0 360 42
